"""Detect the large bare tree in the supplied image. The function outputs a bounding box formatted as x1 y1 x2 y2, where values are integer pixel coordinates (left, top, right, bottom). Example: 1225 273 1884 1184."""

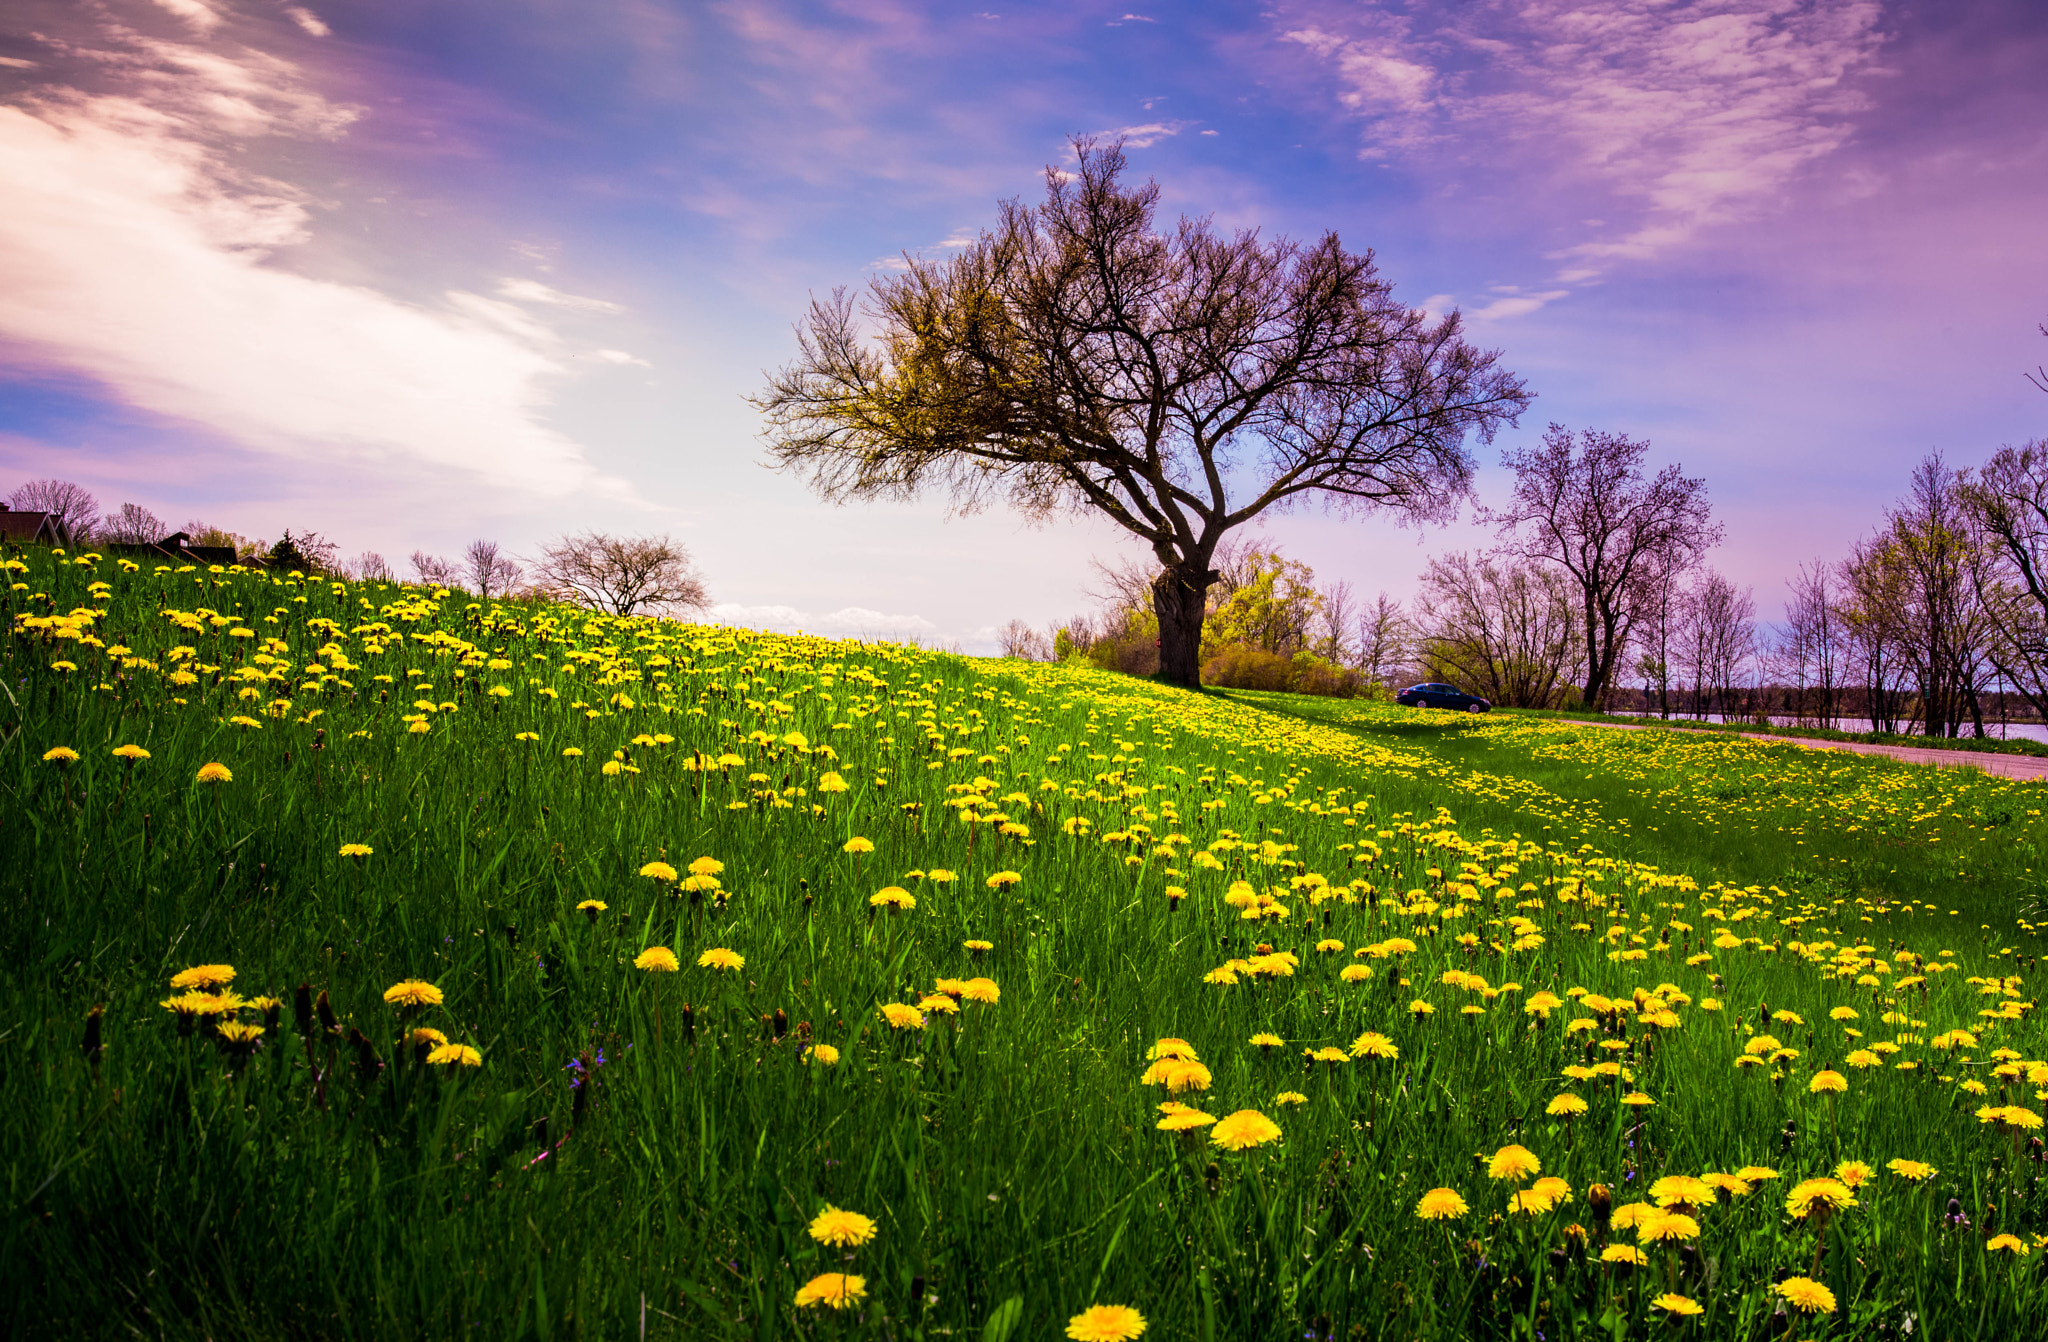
756 140 1529 687
531 532 708 617
1488 425 1719 712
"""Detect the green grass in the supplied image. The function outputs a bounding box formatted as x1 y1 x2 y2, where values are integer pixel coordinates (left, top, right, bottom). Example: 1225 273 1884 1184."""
5 551 2048 1340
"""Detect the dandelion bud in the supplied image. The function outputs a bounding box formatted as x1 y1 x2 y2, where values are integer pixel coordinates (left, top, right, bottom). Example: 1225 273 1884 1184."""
532 1115 551 1150
909 1276 925 1309
681 1003 696 1044
316 990 340 1037
773 1008 789 1041
1587 1184 1612 1231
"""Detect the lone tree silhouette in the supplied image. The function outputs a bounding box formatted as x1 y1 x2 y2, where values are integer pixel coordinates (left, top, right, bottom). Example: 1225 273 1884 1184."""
756 140 1530 687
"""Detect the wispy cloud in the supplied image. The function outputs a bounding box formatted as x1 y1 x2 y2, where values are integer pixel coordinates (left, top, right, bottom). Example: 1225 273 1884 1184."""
496 278 626 313
1100 120 1183 148
1274 0 1888 283
0 13 621 498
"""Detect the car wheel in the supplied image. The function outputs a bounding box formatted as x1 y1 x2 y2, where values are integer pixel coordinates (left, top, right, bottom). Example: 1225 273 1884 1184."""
1466 702 1484 713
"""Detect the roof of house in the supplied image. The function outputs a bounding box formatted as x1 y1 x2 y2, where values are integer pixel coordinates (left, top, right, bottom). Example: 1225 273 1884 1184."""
0 506 57 543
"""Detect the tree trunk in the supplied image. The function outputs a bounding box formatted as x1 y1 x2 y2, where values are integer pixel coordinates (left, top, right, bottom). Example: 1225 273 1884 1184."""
1153 563 1218 688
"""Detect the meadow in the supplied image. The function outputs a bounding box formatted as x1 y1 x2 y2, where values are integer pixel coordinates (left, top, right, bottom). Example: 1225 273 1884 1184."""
5 548 2048 1341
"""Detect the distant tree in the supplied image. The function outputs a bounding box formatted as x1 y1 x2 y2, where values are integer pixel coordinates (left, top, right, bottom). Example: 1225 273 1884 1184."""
1677 569 1756 720
1051 614 1099 661
1866 454 1991 737
462 539 522 599
1412 551 1581 709
179 521 263 560
757 139 1529 687
1838 534 1914 733
8 479 100 545
1353 593 1412 687
1315 578 1358 666
347 552 395 582
1960 439 2048 725
1774 559 1846 729
266 529 339 575
996 619 1049 660
1488 425 1720 712
531 532 709 617
411 550 461 588
98 502 166 546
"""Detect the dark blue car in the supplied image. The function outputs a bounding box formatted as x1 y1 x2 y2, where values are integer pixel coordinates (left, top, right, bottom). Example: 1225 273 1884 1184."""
1396 683 1491 712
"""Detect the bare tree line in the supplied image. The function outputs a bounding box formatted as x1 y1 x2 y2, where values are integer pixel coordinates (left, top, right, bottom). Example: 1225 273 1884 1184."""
2 477 710 620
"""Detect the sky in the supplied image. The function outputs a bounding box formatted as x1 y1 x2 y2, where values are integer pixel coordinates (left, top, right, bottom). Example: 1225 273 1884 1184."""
1 0 2044 653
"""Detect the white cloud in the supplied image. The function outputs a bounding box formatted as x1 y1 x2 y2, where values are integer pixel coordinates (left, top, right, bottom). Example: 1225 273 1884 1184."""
1103 121 1182 148
0 24 619 498
495 277 626 313
1464 289 1570 321
710 602 940 639
587 348 651 366
148 0 221 30
1276 0 1887 276
0 56 38 69
284 7 330 38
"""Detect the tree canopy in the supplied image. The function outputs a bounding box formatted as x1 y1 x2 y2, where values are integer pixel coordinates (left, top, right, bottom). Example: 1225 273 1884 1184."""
757 139 1530 686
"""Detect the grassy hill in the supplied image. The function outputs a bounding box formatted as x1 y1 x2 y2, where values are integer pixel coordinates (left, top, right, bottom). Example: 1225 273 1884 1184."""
5 548 2045 1339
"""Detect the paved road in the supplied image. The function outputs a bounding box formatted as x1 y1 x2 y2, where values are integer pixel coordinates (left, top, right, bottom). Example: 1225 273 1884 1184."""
1589 720 2048 782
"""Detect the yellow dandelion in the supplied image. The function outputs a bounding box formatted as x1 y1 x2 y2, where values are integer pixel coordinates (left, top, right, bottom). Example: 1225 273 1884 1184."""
1416 1188 1468 1221
807 1206 877 1248
1210 1109 1282 1151
169 964 236 991
382 979 443 1008
636 947 680 972
793 1273 866 1311
881 1003 926 1030
42 746 79 764
1652 1293 1703 1316
338 843 373 858
196 762 232 783
698 947 745 971
842 837 874 854
426 1044 482 1066
1065 1304 1147 1341
1774 1277 1836 1314
805 1043 841 1066
639 861 679 881
1488 1144 1542 1182
1547 1093 1589 1118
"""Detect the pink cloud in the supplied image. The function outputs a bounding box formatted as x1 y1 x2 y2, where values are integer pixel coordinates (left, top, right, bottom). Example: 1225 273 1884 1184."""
0 14 628 499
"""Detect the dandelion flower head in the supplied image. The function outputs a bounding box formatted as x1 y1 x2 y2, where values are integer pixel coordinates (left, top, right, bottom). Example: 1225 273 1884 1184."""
807 1206 877 1248
383 979 443 1007
1210 1109 1282 1151
169 964 236 991
636 947 680 972
1065 1304 1147 1341
794 1273 866 1311
1416 1188 1468 1221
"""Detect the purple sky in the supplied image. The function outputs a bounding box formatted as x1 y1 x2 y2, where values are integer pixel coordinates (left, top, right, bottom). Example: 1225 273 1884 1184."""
2 0 2043 651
